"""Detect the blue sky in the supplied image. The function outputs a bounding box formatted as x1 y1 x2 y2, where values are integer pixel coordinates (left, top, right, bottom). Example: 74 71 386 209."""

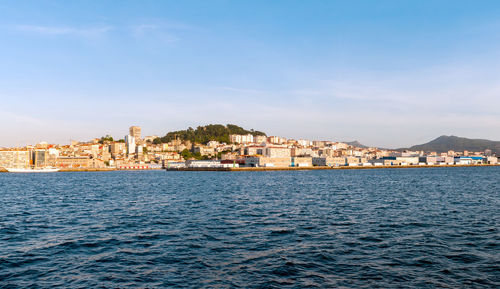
1 0 499 148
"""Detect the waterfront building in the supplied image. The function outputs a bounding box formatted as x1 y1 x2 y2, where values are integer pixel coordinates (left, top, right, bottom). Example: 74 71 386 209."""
370 158 404 166
454 156 484 165
265 147 291 158
425 156 454 165
245 156 291 167
32 150 48 167
163 160 186 169
486 156 498 164
313 157 347 167
291 157 313 167
244 156 314 167
345 156 366 165
55 156 92 168
393 156 420 165
220 159 244 166
186 160 222 168
0 150 30 169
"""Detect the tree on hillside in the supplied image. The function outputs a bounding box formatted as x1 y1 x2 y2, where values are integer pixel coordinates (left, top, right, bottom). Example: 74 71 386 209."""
155 124 266 144
99 135 114 143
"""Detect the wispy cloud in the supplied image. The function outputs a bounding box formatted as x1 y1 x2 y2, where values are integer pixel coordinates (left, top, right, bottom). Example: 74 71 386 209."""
132 24 159 35
131 20 199 44
132 24 178 43
215 86 268 95
15 24 113 37
132 21 195 33
289 60 500 114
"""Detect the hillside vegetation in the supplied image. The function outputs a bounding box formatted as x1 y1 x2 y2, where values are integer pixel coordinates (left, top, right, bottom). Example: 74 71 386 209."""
406 135 500 154
153 124 266 144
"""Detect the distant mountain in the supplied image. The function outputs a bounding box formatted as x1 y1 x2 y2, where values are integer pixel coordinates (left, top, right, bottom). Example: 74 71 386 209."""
154 124 266 144
345 141 368 148
404 135 500 154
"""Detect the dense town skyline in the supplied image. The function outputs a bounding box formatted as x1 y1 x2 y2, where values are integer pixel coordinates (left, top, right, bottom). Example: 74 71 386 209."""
1 122 499 150
1 1 500 147
1 124 497 173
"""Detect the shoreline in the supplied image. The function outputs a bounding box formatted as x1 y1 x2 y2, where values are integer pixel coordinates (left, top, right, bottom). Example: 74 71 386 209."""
59 168 163 172
0 164 498 173
0 168 163 173
166 164 499 171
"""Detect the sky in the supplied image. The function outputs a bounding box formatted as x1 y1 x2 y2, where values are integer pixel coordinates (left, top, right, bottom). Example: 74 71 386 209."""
0 0 499 148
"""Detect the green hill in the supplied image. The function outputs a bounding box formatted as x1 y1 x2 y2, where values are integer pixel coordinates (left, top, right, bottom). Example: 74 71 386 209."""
405 135 500 154
153 124 266 144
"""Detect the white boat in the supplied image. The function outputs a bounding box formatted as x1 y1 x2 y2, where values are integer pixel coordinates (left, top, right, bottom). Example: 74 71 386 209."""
6 167 60 173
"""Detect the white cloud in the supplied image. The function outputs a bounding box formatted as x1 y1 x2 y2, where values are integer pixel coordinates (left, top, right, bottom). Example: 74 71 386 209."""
15 24 113 37
214 86 268 95
130 20 198 43
289 60 500 114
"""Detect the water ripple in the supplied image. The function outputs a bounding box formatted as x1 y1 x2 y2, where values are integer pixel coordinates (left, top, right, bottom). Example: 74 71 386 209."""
0 167 499 288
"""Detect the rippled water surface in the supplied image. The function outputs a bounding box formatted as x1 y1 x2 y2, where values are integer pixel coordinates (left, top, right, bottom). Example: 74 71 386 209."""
1 167 499 288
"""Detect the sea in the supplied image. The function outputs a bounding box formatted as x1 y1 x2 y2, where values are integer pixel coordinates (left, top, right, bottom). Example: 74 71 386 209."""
0 167 498 288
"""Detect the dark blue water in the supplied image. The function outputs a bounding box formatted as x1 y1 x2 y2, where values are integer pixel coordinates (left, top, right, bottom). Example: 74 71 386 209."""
0 167 499 288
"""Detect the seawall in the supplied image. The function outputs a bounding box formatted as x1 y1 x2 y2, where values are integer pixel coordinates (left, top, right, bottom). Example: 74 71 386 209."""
1 164 497 173
166 164 500 172
0 168 163 173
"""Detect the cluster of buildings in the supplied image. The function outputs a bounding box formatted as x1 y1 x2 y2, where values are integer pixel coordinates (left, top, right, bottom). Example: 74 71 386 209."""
0 126 173 170
0 126 497 171
172 136 498 169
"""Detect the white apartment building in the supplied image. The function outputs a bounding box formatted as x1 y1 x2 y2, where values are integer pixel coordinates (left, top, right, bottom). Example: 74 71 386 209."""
297 139 312 147
254 135 267 144
124 135 136 155
229 134 254 144
267 136 286 144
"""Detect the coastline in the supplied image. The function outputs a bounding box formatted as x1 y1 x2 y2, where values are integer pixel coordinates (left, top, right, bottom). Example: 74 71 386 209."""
166 164 499 171
0 168 163 173
1 164 498 173
58 168 163 172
